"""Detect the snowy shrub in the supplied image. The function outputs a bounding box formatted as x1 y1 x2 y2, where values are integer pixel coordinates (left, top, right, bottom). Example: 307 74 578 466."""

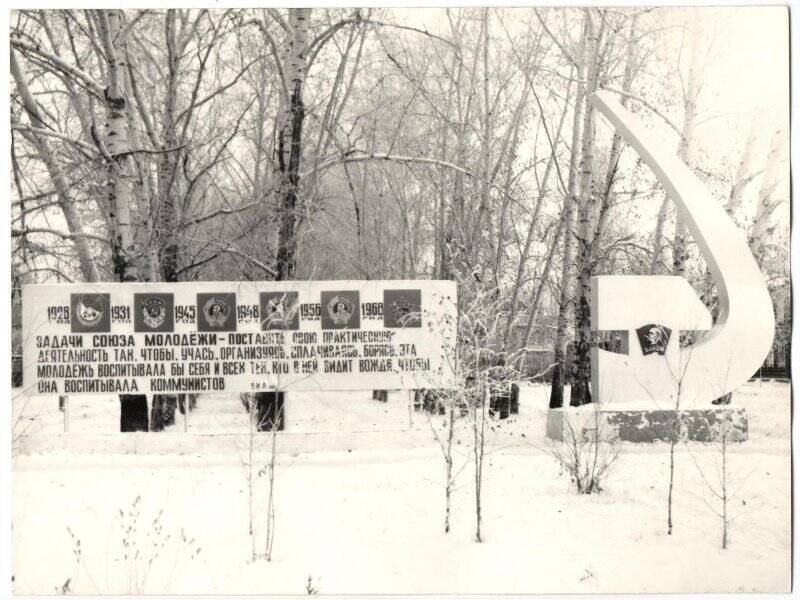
239 393 280 562
11 388 45 458
687 417 749 550
424 277 523 541
65 495 201 594
306 575 320 594
548 408 621 494
54 578 72 595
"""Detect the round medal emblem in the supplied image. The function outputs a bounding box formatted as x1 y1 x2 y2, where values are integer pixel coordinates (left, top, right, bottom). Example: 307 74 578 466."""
327 295 354 326
203 296 230 327
141 297 167 329
75 297 103 327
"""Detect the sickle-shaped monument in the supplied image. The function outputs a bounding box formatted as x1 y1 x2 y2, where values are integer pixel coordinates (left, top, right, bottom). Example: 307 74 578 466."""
588 90 774 407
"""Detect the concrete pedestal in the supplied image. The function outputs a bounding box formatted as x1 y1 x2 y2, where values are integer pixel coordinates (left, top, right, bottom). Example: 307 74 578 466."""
546 405 748 443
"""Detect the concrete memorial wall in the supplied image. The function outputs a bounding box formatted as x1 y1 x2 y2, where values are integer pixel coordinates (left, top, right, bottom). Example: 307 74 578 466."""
549 92 775 444
589 91 775 408
22 280 457 396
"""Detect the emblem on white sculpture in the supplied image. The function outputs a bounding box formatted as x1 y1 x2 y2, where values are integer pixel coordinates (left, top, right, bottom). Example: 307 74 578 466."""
636 324 671 356
589 91 774 407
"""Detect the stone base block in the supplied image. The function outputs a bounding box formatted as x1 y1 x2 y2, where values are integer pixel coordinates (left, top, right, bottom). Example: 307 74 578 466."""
546 406 748 443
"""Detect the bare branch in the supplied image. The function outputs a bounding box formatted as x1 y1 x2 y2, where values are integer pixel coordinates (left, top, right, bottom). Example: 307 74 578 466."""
12 227 109 245
11 37 105 99
307 17 455 69
11 124 98 155
175 57 260 125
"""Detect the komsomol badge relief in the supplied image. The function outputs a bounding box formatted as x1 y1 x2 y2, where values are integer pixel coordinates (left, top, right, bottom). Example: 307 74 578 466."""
196 293 237 332
134 293 175 333
320 290 360 330
70 293 110 333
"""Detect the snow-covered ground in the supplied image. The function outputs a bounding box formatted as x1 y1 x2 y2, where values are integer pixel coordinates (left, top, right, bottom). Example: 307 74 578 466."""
11 380 791 594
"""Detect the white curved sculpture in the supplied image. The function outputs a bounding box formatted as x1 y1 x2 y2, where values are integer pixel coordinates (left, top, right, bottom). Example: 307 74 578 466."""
589 90 774 407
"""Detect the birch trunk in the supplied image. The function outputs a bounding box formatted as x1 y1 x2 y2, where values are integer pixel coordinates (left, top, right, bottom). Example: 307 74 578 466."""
257 8 312 433
592 16 639 253
651 21 703 275
470 9 492 274
275 8 311 281
435 63 455 279
726 119 759 219
98 9 150 431
549 27 587 409
569 11 602 407
98 9 140 283
156 9 181 284
10 50 100 283
444 16 481 281
650 193 669 274
750 126 787 269
671 19 702 276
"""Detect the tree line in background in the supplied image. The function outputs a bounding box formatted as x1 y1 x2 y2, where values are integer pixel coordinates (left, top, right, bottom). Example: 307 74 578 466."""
10 7 790 430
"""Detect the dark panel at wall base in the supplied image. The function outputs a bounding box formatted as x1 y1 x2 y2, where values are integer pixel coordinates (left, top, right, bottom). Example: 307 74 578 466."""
547 407 748 443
